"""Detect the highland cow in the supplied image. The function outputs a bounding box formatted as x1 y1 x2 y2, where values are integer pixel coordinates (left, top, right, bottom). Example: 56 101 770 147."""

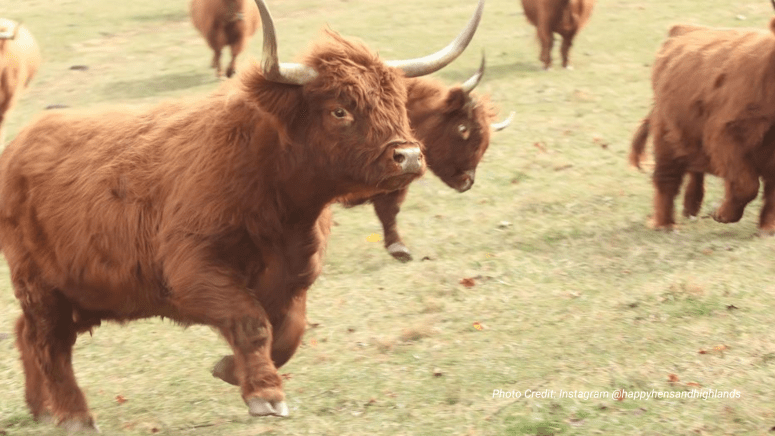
342 57 513 261
630 18 775 233
3 0 483 430
190 0 260 78
520 0 595 69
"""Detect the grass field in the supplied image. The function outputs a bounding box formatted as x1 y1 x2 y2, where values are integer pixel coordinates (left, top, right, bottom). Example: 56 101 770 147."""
2 0 775 434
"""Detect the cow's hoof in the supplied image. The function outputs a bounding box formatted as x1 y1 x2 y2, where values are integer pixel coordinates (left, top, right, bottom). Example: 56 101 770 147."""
212 355 239 386
564 65 574 70
60 417 99 433
646 217 675 231
248 397 289 417
710 210 732 223
387 242 412 262
35 411 56 424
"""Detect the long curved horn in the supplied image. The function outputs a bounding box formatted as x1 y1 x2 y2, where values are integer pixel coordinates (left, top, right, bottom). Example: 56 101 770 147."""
255 0 318 85
491 111 515 131
0 21 21 40
386 0 485 78
460 53 485 94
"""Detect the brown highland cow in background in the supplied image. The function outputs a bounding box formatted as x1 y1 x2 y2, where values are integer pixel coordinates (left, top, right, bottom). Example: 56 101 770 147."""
520 0 595 69
2 0 483 430
341 57 513 262
190 0 260 78
0 19 40 146
630 18 775 234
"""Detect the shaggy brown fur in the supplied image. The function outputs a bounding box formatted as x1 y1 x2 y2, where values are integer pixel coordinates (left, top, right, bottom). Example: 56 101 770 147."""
190 0 260 78
0 19 40 146
2 30 427 429
630 19 775 233
520 0 595 69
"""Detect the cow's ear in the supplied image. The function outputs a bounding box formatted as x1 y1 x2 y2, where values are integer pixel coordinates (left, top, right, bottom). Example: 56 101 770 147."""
443 88 470 114
241 66 305 124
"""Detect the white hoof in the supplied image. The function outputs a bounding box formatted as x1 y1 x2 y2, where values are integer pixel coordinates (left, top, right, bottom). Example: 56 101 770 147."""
60 418 100 433
387 242 412 262
248 398 289 417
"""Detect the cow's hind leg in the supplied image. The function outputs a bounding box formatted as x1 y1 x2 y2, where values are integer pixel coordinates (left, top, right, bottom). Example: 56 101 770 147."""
537 28 554 69
15 315 52 422
372 188 412 262
757 177 775 235
682 172 705 218
15 284 97 432
225 35 246 78
213 291 308 386
211 49 223 77
651 159 686 230
559 32 576 69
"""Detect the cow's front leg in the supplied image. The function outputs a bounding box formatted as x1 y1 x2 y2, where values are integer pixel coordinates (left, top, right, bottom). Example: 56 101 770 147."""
166 261 287 417
682 172 705 218
213 289 308 386
372 188 412 262
712 171 759 224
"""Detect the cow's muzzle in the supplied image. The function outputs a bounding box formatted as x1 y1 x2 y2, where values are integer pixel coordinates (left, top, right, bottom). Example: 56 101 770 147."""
389 141 424 175
457 169 475 192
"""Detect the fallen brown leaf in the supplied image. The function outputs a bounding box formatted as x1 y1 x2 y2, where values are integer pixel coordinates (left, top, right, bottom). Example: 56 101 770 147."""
460 277 476 287
668 374 680 383
686 382 702 388
116 395 127 404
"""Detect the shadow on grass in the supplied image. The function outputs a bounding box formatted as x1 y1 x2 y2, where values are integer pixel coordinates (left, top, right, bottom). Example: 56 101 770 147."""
100 71 215 101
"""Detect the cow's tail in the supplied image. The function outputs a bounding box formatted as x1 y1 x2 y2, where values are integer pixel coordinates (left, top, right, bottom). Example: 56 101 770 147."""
629 110 652 170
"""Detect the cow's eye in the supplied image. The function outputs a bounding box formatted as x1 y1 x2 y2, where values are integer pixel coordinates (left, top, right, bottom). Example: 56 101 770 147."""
332 108 349 119
458 123 469 139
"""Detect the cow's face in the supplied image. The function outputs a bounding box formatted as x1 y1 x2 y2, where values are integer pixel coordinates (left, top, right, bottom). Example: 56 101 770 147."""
416 88 495 192
244 32 426 198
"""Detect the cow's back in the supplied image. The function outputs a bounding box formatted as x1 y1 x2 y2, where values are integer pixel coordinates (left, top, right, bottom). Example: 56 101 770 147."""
190 0 259 41
0 92 259 315
652 22 775 154
521 0 568 26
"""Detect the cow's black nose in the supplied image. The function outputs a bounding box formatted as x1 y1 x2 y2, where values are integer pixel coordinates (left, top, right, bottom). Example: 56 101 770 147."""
393 147 423 174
